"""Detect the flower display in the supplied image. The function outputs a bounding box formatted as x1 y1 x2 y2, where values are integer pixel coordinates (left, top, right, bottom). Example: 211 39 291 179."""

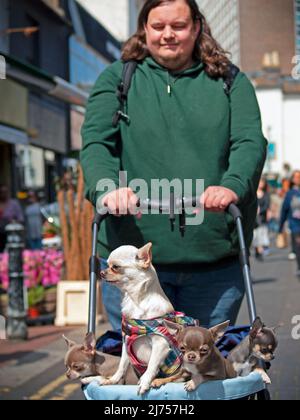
0 253 8 290
0 250 64 290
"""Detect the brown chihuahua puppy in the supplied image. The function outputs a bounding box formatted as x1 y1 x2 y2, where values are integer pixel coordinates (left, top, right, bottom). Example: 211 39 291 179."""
228 317 278 384
153 321 237 392
63 333 138 385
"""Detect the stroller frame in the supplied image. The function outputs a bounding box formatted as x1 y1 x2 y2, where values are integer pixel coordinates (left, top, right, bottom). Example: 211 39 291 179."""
86 199 270 401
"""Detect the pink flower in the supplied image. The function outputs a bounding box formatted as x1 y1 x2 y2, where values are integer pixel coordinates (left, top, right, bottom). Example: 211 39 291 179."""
0 249 64 290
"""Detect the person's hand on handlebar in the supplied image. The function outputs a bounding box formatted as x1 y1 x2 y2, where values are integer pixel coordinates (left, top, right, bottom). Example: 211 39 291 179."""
101 188 141 218
200 186 238 213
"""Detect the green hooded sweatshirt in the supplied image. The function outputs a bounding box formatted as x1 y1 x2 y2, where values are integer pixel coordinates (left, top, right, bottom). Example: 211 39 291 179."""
80 57 267 267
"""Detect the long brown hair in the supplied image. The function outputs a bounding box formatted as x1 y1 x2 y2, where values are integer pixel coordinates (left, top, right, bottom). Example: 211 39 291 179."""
122 0 231 79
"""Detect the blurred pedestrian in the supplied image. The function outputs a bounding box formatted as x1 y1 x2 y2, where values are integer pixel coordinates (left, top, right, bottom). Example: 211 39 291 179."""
253 178 271 261
280 178 292 198
0 184 24 252
277 177 295 258
25 191 43 250
283 163 292 180
279 170 300 277
268 184 283 243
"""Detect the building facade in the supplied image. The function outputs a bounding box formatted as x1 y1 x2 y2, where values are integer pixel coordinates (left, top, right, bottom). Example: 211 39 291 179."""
239 0 296 77
197 0 297 75
197 0 300 175
0 0 11 189
255 82 300 175
0 0 72 201
129 0 145 36
197 0 240 66
76 0 129 41
0 0 9 54
0 0 121 201
296 0 300 55
69 0 121 154
76 0 145 42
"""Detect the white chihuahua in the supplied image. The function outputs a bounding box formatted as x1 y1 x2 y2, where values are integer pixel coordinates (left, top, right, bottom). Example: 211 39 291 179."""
97 242 194 395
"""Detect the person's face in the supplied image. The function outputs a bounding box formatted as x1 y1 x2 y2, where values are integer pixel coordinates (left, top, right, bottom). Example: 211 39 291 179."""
145 0 200 72
0 187 9 202
28 192 36 204
293 172 300 187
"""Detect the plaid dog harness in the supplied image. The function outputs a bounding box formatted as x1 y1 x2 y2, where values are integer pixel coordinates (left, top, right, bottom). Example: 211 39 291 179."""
122 311 197 378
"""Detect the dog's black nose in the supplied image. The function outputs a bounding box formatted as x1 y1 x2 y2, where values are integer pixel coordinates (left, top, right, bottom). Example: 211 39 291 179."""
100 270 106 280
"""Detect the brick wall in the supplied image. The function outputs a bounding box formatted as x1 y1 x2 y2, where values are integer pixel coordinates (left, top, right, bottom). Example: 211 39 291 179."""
239 0 296 76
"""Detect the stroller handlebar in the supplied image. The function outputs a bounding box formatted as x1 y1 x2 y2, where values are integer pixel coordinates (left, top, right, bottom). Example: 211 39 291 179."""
94 197 242 223
227 203 243 221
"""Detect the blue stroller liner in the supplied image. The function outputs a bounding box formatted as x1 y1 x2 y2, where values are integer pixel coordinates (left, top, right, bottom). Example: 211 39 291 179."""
83 372 265 401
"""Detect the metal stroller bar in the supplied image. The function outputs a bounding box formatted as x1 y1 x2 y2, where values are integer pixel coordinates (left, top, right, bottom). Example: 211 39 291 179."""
88 212 108 335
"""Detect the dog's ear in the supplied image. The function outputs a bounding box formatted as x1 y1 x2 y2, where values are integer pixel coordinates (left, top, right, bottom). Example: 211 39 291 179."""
63 335 76 348
250 317 264 339
209 320 230 342
136 243 152 269
83 333 96 354
163 320 185 337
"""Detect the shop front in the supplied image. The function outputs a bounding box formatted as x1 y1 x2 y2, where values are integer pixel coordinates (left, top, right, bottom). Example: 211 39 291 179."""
0 78 29 194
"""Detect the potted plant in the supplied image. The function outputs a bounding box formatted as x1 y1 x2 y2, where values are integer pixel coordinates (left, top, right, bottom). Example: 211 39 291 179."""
27 285 45 318
42 286 57 314
0 290 8 317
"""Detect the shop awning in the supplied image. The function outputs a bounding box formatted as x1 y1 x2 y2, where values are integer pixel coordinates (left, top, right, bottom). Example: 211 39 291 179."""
0 123 29 145
51 76 89 106
1 52 89 106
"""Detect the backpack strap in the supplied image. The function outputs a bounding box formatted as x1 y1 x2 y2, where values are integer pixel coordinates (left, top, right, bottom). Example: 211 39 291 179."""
112 60 138 127
112 60 240 127
223 63 240 96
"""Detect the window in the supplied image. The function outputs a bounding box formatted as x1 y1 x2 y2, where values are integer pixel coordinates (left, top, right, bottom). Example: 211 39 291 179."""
25 14 40 67
16 145 45 189
47 0 60 8
296 0 300 55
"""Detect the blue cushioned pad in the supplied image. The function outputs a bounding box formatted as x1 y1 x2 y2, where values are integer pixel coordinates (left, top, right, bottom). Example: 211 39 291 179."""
83 372 265 401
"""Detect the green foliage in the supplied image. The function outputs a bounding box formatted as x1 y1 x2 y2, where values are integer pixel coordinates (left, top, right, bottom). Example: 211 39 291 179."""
27 285 45 308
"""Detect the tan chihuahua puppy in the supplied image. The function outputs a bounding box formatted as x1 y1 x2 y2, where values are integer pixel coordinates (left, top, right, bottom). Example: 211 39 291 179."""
63 333 138 385
99 242 178 395
152 322 237 391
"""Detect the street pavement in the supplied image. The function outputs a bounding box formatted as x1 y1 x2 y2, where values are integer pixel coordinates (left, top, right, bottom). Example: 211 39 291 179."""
0 247 299 400
0 325 91 400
